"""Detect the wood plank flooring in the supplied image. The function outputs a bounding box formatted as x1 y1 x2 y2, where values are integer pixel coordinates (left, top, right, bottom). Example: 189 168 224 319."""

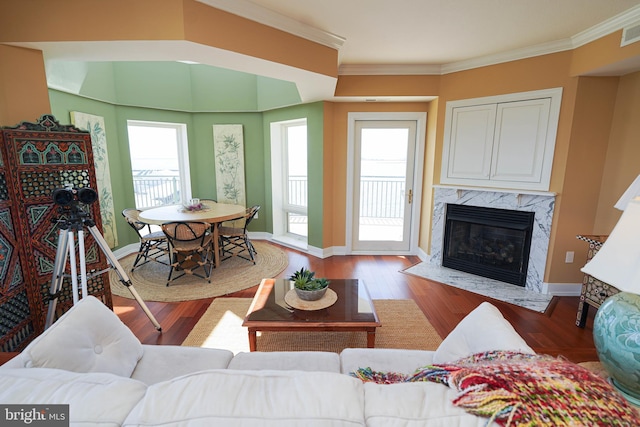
113 242 597 363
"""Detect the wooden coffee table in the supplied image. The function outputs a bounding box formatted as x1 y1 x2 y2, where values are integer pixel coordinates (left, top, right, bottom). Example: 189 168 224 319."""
243 278 381 351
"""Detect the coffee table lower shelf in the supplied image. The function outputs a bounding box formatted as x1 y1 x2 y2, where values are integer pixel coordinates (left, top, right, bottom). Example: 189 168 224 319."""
244 323 379 352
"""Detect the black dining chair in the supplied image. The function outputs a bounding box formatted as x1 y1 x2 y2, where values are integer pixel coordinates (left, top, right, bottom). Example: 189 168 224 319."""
121 208 169 271
161 221 214 286
219 205 261 264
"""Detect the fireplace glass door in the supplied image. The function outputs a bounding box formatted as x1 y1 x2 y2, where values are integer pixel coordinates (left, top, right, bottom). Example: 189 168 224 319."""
442 204 534 286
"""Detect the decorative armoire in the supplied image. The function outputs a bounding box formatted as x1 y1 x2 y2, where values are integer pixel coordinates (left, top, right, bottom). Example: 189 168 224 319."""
0 115 111 352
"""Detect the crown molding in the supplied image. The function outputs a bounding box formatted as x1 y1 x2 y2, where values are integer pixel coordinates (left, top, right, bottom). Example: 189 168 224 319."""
572 4 640 48
441 39 573 75
338 64 442 76
196 0 345 50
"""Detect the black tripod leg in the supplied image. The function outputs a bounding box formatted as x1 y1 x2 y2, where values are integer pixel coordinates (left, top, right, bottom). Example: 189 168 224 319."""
87 225 162 331
45 229 70 329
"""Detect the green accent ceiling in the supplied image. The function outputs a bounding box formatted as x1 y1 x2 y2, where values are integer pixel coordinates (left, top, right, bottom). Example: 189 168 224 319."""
46 61 302 112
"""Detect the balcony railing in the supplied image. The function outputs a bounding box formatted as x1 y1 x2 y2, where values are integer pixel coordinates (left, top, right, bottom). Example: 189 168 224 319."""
359 176 405 218
133 174 181 208
287 175 404 219
134 174 405 219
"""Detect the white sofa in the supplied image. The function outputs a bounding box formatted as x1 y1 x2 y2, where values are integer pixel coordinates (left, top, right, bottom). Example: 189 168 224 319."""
0 296 537 426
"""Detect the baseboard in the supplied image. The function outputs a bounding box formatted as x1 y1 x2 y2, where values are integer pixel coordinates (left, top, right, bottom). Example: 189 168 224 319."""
113 244 139 260
543 282 582 296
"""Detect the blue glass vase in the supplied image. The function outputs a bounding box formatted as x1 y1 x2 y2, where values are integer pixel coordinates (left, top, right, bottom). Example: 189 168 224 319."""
593 292 640 405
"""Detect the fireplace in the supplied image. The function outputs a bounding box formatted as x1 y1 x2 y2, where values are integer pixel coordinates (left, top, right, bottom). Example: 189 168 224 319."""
442 204 535 287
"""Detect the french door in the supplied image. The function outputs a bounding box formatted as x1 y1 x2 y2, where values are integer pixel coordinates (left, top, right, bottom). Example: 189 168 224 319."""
347 113 425 253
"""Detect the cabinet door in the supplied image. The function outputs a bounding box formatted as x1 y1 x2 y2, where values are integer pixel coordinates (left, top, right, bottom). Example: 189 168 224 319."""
445 104 496 180
490 98 551 183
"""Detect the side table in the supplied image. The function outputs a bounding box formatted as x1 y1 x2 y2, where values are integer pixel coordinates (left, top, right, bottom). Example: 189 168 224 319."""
575 235 620 327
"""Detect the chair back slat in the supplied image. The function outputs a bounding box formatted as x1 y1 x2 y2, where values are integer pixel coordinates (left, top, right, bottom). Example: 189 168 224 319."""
122 208 146 233
162 222 211 250
161 221 213 285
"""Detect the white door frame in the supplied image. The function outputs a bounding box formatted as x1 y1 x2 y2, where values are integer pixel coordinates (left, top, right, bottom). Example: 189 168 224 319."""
346 112 426 255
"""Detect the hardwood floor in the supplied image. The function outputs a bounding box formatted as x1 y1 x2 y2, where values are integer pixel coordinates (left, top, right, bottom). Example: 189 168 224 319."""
113 242 598 363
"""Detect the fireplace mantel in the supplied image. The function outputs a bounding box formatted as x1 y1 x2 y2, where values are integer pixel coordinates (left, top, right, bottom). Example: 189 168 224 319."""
434 185 556 205
431 186 556 293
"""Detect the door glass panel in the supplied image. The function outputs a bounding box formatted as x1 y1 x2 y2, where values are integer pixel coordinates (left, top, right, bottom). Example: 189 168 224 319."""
358 128 408 242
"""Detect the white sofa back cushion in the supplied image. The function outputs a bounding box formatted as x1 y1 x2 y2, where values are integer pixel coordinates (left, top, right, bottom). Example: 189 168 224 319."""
433 302 534 364
123 369 366 426
0 368 147 427
21 296 143 377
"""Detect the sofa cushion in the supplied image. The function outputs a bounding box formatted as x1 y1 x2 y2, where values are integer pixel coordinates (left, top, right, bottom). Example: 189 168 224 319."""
0 368 147 427
21 296 143 377
340 348 434 375
123 369 365 426
363 382 493 427
131 345 234 384
433 302 533 364
228 351 341 372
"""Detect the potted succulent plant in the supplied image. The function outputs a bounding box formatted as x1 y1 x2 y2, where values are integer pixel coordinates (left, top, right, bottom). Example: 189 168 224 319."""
289 267 330 301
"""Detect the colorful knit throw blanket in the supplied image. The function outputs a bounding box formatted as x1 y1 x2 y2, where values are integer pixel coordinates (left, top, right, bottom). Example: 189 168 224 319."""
352 351 640 426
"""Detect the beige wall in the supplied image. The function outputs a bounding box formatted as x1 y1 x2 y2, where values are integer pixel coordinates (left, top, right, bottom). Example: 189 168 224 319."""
322 102 431 248
335 51 640 286
2 0 640 287
0 0 338 79
551 77 619 282
0 45 50 125
593 71 640 233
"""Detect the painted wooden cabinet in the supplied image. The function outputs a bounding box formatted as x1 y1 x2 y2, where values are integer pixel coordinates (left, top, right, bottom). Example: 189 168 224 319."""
441 88 562 191
0 115 111 352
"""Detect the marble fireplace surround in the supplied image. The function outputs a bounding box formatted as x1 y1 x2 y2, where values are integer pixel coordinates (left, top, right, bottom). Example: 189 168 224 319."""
430 185 556 294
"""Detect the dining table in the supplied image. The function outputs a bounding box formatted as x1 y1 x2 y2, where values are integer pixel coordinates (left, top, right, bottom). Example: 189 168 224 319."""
139 200 246 269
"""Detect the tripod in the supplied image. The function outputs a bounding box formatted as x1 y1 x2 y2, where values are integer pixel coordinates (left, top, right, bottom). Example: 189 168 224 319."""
46 204 162 331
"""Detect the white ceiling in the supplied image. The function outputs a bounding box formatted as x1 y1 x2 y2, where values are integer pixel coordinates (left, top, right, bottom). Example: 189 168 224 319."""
204 0 640 74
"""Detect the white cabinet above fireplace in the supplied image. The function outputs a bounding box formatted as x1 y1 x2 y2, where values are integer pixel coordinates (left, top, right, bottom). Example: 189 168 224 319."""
441 88 562 191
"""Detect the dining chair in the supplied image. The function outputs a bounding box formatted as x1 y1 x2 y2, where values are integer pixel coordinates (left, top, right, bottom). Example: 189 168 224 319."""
219 205 261 264
161 221 214 286
121 208 169 271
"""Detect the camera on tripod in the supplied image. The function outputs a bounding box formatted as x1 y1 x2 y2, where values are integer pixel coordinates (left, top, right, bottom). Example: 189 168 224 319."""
52 186 98 207
47 183 162 331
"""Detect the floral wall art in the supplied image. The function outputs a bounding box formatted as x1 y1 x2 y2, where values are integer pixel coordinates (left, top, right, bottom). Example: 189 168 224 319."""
213 124 246 206
70 111 118 248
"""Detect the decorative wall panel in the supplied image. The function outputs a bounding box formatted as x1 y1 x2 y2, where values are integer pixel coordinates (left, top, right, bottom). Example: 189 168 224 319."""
0 115 111 352
213 124 246 206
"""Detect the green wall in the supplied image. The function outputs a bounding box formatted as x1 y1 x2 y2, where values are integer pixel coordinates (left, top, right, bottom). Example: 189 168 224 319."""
263 103 325 248
48 90 325 250
47 61 301 112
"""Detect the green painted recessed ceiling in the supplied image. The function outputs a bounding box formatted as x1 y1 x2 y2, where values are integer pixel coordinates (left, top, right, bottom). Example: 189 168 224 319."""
46 60 302 112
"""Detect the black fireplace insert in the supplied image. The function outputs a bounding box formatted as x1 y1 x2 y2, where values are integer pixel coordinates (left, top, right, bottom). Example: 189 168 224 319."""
442 204 535 286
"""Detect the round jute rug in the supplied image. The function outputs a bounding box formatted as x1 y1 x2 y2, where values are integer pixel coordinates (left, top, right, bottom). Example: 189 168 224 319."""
110 241 288 302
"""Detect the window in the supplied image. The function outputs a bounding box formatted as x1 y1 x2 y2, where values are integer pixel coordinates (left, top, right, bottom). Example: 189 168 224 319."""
270 119 308 245
126 120 192 209
284 123 308 237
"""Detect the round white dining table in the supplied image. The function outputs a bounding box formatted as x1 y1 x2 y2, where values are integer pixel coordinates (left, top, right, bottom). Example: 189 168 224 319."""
139 200 246 268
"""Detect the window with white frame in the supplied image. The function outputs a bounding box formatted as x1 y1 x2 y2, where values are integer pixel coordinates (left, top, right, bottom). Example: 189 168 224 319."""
126 120 192 209
270 119 308 242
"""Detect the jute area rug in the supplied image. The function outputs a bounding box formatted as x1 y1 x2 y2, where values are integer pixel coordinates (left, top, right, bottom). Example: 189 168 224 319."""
110 241 288 302
182 298 443 354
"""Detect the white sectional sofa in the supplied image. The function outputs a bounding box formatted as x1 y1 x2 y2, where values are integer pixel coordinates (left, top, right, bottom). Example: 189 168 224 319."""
0 296 588 426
